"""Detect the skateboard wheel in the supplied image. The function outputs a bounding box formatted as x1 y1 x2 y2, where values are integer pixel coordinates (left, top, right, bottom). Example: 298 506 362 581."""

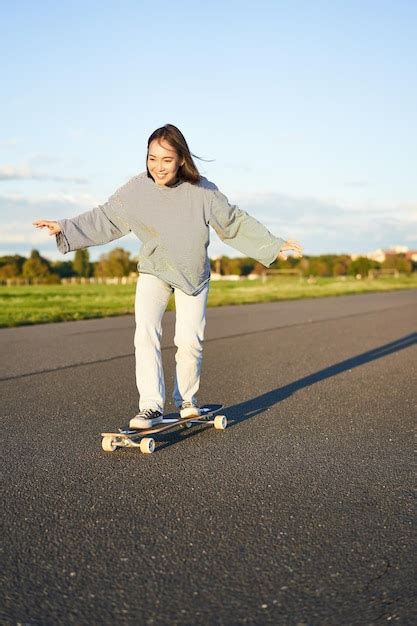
140 437 155 454
102 436 117 452
214 415 227 430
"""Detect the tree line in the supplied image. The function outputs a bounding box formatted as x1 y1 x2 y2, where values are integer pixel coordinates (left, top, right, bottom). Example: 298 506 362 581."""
211 253 414 277
0 248 136 283
0 248 414 284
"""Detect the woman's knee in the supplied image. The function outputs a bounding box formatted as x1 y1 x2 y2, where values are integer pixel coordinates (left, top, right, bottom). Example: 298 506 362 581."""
174 331 204 355
134 322 162 346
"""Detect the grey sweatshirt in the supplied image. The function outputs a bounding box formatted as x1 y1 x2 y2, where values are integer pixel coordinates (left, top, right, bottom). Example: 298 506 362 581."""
56 172 286 296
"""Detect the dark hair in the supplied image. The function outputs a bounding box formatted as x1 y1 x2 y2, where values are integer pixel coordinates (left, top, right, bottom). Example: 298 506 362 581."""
146 124 212 184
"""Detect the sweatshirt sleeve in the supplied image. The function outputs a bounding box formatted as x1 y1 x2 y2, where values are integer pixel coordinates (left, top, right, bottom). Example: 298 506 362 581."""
55 191 131 254
208 189 286 267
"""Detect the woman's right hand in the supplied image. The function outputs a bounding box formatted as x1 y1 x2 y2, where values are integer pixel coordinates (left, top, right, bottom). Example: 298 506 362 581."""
278 239 303 259
32 220 61 236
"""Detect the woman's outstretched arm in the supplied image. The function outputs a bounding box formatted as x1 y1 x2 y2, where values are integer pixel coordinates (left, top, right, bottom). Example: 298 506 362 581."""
33 193 131 254
208 189 303 266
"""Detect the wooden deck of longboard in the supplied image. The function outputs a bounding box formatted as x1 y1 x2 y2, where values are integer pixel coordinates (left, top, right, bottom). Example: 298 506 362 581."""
101 404 224 438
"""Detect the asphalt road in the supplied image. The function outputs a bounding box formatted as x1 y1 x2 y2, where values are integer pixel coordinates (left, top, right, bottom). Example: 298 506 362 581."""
1 290 416 625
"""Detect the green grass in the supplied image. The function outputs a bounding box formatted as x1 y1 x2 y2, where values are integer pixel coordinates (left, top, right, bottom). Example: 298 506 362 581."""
1 275 416 328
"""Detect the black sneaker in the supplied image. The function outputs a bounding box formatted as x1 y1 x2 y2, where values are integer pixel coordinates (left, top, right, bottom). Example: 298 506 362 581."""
129 409 163 429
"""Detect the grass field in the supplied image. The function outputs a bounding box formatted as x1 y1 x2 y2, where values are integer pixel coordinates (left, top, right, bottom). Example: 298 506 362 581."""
1 275 416 328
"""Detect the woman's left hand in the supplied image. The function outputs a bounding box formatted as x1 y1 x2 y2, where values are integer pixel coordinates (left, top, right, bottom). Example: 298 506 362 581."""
277 239 303 260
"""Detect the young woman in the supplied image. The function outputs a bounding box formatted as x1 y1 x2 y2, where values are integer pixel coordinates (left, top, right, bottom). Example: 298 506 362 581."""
33 124 303 428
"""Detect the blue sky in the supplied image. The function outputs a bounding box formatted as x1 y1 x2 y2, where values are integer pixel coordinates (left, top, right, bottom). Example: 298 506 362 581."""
1 0 416 262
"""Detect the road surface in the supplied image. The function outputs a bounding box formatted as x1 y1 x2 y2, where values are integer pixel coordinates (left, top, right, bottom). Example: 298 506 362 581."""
1 290 416 624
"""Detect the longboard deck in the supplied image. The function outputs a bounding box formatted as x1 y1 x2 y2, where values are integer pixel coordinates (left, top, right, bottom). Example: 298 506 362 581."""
101 404 224 438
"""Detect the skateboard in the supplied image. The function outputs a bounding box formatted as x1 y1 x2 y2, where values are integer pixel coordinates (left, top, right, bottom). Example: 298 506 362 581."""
101 404 226 454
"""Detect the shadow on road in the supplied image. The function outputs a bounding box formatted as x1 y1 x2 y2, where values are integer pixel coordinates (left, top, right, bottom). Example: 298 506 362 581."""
223 332 417 427
104 332 416 453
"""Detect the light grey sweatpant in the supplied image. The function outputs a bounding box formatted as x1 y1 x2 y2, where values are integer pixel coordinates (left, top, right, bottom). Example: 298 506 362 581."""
134 273 209 413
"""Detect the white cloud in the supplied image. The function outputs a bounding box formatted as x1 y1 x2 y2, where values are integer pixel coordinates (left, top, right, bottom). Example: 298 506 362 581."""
25 153 85 168
0 190 98 206
26 154 62 166
0 164 88 183
226 190 417 253
0 188 137 260
0 191 99 229
0 222 45 244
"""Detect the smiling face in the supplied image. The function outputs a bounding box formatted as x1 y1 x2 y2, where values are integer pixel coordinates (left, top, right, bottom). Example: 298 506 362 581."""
147 138 184 187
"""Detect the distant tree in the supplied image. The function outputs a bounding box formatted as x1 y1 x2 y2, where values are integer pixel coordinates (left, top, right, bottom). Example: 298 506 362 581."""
252 261 266 276
217 256 233 275
0 254 26 278
286 255 302 269
51 260 76 278
308 258 331 277
73 249 91 277
333 256 351 276
0 263 19 279
382 254 412 274
208 256 256 275
240 259 255 276
298 257 310 276
94 247 131 277
320 255 338 275
129 256 139 274
333 261 348 276
224 258 242 275
348 256 375 277
270 257 287 270
22 250 51 280
216 256 227 275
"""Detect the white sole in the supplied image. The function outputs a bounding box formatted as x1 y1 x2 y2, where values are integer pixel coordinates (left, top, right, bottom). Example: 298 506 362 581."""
129 417 163 429
180 408 200 418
